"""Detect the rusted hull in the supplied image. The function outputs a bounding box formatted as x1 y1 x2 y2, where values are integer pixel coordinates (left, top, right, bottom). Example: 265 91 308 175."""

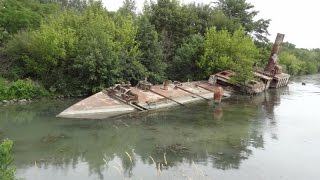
57 81 230 119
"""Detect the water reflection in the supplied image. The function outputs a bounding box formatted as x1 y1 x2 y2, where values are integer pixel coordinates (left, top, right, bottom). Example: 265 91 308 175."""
0 87 291 179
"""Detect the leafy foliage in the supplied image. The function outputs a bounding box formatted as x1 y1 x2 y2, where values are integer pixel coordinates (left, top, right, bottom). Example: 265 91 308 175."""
0 0 58 34
136 15 166 83
199 27 259 83
0 78 48 100
216 0 270 42
0 139 15 180
278 42 320 75
279 52 305 75
118 0 137 16
52 0 88 10
170 34 204 81
4 2 146 94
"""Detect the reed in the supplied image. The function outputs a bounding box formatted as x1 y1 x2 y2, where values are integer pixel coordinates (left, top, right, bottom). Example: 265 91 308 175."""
163 153 167 165
112 165 122 176
157 163 162 175
125 151 133 164
149 156 156 168
192 161 205 178
101 152 210 180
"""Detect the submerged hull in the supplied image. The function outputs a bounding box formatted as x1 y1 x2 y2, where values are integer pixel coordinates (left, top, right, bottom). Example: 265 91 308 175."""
57 81 230 119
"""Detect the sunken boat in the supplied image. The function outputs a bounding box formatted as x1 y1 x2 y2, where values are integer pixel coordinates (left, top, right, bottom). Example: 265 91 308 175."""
57 80 231 119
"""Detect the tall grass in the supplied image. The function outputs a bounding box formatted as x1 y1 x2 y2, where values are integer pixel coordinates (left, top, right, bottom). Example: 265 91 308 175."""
0 139 15 180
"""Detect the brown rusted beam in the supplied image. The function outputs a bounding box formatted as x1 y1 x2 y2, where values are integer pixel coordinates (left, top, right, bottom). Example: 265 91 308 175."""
195 84 215 92
264 33 285 74
149 89 185 106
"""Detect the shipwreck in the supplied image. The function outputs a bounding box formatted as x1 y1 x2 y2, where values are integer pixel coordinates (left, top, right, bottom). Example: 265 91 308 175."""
57 80 230 119
57 33 289 119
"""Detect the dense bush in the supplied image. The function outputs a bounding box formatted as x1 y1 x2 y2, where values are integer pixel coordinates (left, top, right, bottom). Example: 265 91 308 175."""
0 78 48 100
4 2 148 94
199 27 259 83
0 139 15 180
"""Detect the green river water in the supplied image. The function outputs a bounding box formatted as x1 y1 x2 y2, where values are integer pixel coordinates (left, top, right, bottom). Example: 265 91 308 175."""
0 75 320 180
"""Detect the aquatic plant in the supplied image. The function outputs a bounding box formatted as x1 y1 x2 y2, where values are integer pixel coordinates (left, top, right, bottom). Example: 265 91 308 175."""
0 139 15 180
103 151 209 179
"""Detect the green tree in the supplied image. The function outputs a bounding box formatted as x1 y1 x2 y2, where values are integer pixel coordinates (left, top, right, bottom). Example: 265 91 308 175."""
0 0 59 46
4 16 77 85
199 27 259 83
147 0 181 64
279 51 305 75
305 61 318 74
0 0 58 34
254 40 272 67
279 42 320 75
170 34 204 81
54 0 88 10
4 1 146 94
210 10 242 33
70 4 121 93
146 0 254 72
136 15 166 83
118 0 137 16
113 11 147 85
216 0 270 42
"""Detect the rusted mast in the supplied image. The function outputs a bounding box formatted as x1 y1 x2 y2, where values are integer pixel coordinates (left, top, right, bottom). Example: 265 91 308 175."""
264 33 285 76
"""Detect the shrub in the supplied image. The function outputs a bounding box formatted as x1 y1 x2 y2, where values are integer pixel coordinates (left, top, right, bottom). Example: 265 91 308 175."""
0 78 49 100
7 79 49 99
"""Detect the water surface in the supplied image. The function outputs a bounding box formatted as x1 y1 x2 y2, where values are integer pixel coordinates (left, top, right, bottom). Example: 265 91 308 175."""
1 75 320 180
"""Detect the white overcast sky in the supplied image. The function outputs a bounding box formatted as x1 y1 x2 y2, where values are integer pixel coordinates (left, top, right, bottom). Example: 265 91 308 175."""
102 0 320 49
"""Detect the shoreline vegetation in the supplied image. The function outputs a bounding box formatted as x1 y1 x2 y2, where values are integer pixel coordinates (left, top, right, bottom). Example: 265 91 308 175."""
0 77 86 106
0 77 48 101
1 0 320 101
